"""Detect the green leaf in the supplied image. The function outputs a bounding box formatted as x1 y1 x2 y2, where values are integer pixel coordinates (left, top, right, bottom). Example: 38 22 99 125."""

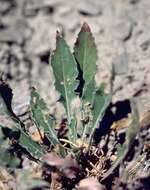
0 150 20 168
50 33 78 124
30 88 59 146
0 124 45 160
0 149 20 168
69 116 77 142
82 79 95 105
126 99 140 145
92 85 111 129
0 126 20 168
74 24 110 139
17 126 45 160
86 85 111 141
74 22 97 104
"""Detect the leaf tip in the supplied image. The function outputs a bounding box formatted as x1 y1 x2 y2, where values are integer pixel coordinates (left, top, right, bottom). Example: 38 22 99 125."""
82 22 91 33
56 30 63 40
31 86 36 91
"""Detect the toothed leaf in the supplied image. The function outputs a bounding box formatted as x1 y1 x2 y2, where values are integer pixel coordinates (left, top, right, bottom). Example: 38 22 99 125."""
74 23 97 104
30 88 59 146
50 33 78 124
0 124 44 160
0 125 20 167
17 126 45 160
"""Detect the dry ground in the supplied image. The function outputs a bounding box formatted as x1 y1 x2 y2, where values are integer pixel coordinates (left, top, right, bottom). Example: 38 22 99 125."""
0 0 150 117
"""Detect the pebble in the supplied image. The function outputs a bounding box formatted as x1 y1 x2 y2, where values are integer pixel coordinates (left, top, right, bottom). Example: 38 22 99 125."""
77 1 102 16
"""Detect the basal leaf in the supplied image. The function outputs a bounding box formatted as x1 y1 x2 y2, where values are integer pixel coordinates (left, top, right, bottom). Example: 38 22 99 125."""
126 99 140 145
50 33 78 124
74 24 110 139
17 126 45 160
92 85 111 130
74 22 97 104
0 148 20 168
0 124 45 160
30 88 59 146
82 79 95 105
83 85 111 143
0 125 20 167
69 116 77 142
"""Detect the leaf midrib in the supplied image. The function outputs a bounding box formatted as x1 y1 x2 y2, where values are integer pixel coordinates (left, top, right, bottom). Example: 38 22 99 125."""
60 46 71 124
82 34 87 82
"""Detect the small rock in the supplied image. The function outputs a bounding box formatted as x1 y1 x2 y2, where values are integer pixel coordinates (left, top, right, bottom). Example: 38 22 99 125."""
77 1 102 16
113 20 133 41
113 52 128 75
129 0 141 5
0 0 15 14
0 20 32 45
26 15 57 55
0 28 23 44
23 0 57 17
140 38 150 51
57 5 72 16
